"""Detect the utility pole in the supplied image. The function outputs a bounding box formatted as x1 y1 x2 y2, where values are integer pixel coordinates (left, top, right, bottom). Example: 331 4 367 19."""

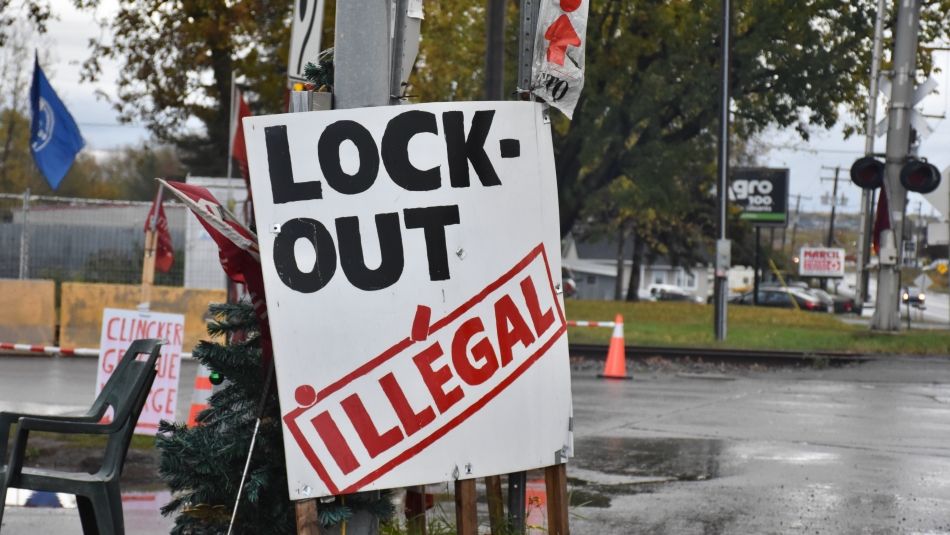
788 193 811 257
820 166 844 247
872 0 923 331
858 0 888 306
485 0 506 100
713 0 732 341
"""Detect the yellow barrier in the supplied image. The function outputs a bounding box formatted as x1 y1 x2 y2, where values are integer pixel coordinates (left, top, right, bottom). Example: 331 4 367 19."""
60 282 227 350
0 279 56 346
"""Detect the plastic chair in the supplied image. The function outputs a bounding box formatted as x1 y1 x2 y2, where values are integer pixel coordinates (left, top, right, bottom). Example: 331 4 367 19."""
0 338 163 534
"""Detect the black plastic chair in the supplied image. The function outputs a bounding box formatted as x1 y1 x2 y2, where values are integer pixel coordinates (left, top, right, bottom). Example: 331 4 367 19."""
0 338 163 534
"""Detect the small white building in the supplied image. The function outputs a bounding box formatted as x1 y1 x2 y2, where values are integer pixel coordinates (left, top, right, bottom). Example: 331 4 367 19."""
561 235 712 301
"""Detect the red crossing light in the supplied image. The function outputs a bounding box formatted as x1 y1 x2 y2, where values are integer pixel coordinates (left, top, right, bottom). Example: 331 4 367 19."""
849 156 884 189
899 159 941 194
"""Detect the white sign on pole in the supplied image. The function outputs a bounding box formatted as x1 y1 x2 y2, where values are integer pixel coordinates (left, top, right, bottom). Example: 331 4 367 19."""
927 221 950 245
288 0 326 83
96 308 184 436
799 247 846 278
531 0 589 118
244 101 572 499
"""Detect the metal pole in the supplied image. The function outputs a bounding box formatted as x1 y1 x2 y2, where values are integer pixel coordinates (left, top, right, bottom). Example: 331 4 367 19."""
714 0 731 341
516 0 541 97
227 71 236 182
485 0 506 100
507 471 526 534
333 0 391 109
871 0 923 331
389 0 410 104
17 188 30 280
753 226 760 305
858 0 887 305
827 167 840 247
505 3 540 529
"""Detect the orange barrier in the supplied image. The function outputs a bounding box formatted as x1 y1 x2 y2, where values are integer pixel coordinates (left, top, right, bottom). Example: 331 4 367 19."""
59 282 225 350
0 279 56 346
597 314 631 380
187 364 213 426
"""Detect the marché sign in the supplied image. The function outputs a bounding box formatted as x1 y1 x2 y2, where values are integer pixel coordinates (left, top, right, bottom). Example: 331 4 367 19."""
729 168 789 227
245 101 572 499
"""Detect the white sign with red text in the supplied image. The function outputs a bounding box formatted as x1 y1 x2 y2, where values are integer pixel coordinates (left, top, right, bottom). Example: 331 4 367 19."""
96 308 184 435
244 101 572 499
531 0 589 118
799 247 846 278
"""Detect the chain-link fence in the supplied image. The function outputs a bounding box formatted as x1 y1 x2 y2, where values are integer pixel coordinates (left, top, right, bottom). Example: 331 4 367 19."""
0 191 224 289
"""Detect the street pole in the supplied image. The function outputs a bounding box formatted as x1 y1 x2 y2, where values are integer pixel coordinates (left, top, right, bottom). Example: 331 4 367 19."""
871 0 923 331
858 0 888 306
485 0 506 100
506 3 541 529
17 188 29 280
753 227 760 305
714 0 731 341
333 0 391 109
821 166 841 247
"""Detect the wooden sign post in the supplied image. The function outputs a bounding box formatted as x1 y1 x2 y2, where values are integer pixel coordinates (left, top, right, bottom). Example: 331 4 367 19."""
140 184 166 307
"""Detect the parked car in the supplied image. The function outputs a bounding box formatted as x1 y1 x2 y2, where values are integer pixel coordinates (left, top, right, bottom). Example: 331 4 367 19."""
901 287 926 308
731 287 828 312
561 267 577 298
830 293 858 314
648 284 703 303
764 283 857 314
804 288 836 313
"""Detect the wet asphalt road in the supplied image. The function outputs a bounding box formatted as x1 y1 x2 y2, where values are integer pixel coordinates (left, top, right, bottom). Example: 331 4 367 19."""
569 358 950 534
2 355 950 533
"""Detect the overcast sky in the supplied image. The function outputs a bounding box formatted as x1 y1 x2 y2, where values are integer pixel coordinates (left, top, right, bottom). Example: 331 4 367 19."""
32 1 950 216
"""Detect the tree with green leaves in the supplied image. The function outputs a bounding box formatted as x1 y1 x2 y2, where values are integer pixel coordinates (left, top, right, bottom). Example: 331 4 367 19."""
73 0 293 176
419 0 950 239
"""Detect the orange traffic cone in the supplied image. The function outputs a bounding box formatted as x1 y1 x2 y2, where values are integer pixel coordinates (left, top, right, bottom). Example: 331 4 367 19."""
598 314 631 380
187 364 213 426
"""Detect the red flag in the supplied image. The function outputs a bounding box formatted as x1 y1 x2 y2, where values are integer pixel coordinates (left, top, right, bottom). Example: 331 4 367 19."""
144 195 174 273
872 188 889 255
159 179 273 364
231 90 252 183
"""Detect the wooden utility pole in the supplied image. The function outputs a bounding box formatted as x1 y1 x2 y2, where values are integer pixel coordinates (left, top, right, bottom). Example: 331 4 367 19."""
820 166 843 247
140 184 164 307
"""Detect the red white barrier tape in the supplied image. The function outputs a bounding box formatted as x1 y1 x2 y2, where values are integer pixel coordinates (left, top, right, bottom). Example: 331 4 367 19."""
0 342 192 358
566 320 616 328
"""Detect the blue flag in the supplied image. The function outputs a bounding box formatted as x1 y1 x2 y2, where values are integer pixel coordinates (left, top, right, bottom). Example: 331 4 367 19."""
30 55 84 190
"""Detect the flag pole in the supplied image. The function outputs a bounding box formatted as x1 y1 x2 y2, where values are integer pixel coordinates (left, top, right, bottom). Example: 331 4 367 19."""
226 71 237 213
140 183 165 308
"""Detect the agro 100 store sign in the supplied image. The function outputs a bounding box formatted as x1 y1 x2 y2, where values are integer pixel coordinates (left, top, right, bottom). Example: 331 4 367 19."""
730 168 789 226
244 102 572 499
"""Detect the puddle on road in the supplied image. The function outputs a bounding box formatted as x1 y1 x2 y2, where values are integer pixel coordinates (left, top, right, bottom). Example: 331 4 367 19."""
569 437 726 508
574 436 724 482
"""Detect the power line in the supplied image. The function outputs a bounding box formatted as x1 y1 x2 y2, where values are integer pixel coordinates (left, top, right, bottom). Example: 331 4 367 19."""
77 122 145 129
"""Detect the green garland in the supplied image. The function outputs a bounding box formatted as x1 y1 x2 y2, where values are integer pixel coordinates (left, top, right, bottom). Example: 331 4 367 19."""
303 48 335 91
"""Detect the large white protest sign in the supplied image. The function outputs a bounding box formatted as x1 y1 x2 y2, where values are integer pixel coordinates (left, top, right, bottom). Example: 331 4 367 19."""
96 308 184 435
244 101 572 498
532 0 590 118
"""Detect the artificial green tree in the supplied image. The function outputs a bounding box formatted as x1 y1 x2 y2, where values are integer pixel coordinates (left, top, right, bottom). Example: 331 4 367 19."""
157 301 394 533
